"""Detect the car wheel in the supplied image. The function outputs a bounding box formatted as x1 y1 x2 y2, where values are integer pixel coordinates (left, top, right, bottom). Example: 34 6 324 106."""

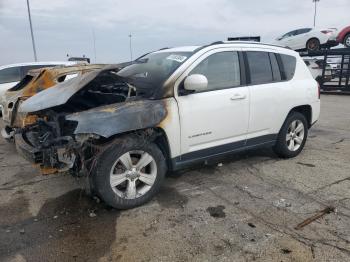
306 38 320 51
93 134 166 209
273 112 308 158
344 34 350 48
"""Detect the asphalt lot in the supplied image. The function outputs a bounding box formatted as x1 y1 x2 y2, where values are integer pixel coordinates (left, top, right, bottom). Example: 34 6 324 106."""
1 95 350 262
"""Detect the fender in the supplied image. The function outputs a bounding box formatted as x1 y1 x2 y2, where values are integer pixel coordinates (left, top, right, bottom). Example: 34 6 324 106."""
65 99 167 138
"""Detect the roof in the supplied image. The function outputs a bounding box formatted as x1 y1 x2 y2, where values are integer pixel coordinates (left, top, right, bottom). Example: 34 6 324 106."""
155 46 201 53
154 41 295 55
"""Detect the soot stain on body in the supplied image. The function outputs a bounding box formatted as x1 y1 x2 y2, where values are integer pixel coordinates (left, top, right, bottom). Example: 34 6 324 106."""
0 189 119 262
207 205 226 218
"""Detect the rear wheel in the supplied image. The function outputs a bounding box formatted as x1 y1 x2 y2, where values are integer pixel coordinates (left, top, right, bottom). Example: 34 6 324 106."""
273 112 308 158
93 135 166 209
306 38 320 51
344 34 350 48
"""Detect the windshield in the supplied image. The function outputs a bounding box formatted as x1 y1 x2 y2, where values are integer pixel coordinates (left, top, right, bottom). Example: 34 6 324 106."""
117 51 192 94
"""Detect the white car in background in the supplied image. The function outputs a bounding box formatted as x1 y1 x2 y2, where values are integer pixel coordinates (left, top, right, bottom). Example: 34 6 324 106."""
274 28 338 51
0 61 76 116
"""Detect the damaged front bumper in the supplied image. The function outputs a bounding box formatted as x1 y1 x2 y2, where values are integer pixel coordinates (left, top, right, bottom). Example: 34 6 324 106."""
15 121 79 175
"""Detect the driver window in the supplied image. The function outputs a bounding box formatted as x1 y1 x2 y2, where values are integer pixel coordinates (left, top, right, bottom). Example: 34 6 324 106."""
189 51 240 92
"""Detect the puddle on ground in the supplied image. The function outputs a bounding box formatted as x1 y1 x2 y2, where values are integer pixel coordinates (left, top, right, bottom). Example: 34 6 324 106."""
0 189 119 261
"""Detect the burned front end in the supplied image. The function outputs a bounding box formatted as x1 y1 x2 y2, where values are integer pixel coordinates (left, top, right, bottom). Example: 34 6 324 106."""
15 112 80 174
14 65 167 175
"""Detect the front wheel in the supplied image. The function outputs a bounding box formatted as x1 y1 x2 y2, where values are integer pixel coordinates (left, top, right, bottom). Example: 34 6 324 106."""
273 112 308 158
93 135 166 209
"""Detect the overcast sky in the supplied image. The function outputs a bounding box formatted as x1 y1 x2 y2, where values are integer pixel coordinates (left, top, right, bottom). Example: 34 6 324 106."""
0 0 349 65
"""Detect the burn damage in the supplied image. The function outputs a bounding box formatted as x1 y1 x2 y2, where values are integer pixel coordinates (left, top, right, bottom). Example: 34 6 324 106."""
15 65 168 175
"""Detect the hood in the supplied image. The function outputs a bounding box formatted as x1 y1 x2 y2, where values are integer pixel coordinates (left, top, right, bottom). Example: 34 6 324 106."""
19 64 125 113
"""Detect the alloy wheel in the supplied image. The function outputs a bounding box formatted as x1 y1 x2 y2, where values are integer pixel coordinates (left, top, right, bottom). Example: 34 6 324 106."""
345 35 350 48
286 120 305 151
109 150 157 199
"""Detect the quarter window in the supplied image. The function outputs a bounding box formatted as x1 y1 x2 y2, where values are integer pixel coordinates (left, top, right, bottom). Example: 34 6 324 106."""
189 51 240 91
246 51 273 85
0 67 21 84
280 54 297 81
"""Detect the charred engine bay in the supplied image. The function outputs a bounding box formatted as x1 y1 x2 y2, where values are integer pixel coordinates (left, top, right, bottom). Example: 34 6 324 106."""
19 69 168 173
51 70 137 113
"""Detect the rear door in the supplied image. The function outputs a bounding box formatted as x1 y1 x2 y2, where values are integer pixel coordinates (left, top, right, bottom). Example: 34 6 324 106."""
244 50 289 143
175 49 250 159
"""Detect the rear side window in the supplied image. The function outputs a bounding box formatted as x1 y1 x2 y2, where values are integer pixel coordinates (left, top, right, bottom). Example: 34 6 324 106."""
246 51 273 85
0 67 21 84
279 54 297 81
297 28 312 35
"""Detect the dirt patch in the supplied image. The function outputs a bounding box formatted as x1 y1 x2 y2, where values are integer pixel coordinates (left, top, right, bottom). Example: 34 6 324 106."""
206 205 226 218
156 186 188 209
0 189 119 262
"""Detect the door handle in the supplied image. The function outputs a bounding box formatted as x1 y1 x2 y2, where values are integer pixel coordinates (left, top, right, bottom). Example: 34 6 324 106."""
230 94 246 100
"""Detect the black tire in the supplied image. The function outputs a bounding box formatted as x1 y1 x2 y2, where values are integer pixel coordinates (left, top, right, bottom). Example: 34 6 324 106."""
306 38 320 51
5 137 14 143
344 34 350 48
273 112 308 158
92 134 166 209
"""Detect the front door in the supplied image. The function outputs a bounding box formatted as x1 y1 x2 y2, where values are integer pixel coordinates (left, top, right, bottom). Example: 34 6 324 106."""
175 50 250 160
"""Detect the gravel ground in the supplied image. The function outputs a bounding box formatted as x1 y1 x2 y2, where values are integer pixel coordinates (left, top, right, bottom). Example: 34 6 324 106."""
1 95 350 262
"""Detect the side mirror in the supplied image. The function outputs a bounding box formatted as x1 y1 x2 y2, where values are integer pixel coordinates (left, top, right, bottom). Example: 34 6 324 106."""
184 74 208 92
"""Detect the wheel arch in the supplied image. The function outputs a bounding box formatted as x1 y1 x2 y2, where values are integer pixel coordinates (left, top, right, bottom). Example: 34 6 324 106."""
289 105 312 128
90 127 173 169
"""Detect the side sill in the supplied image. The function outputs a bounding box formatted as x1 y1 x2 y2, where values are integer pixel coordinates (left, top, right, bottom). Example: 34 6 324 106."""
170 140 276 171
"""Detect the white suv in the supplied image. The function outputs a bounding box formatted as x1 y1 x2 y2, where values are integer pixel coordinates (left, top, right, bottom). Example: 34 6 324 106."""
15 42 320 209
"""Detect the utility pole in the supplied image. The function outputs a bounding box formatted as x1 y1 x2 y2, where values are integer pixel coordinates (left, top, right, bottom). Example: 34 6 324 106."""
128 34 133 62
26 0 37 61
313 0 320 27
92 28 97 62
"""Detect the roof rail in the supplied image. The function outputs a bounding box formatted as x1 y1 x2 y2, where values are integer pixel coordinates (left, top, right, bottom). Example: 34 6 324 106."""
209 41 225 45
202 40 291 50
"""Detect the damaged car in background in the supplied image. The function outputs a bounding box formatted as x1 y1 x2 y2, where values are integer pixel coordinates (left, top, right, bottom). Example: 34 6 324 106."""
15 42 320 209
0 63 106 141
